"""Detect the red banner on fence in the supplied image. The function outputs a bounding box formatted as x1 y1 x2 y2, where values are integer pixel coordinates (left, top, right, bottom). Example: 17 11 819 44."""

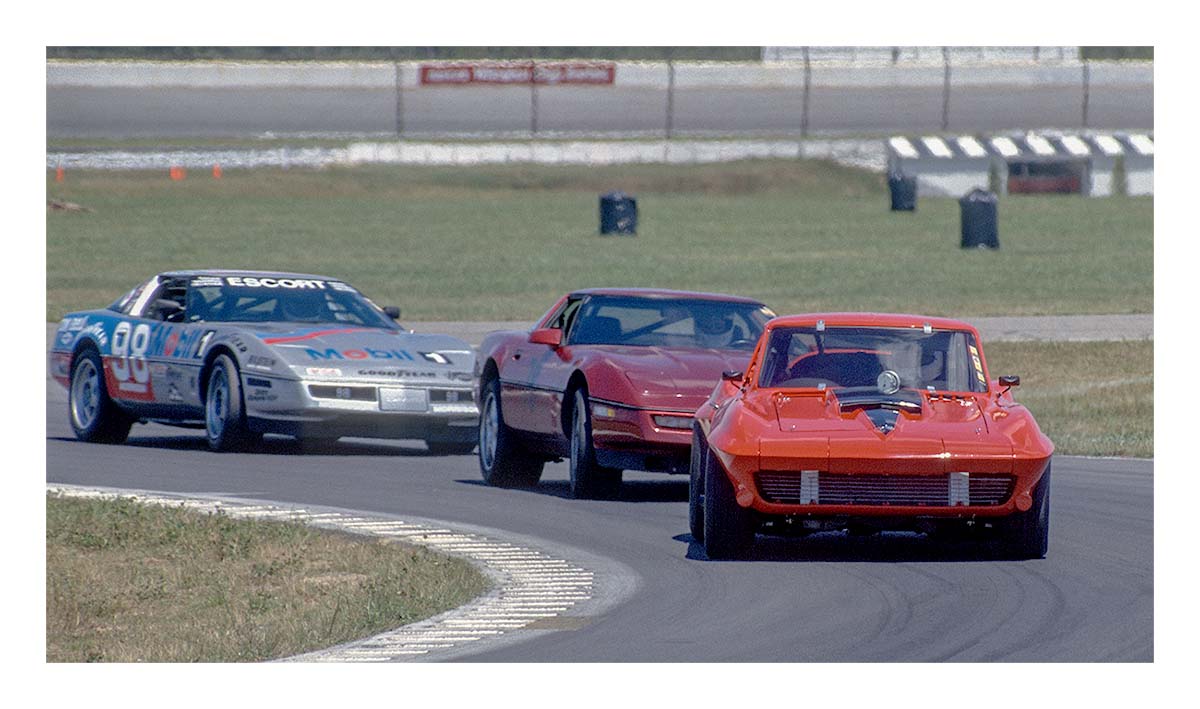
420 62 615 86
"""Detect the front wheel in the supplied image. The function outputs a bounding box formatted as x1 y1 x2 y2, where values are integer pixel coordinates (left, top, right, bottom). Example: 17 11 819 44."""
703 445 755 559
478 377 544 487
568 388 622 499
205 354 255 452
688 426 706 542
69 348 133 444
997 462 1051 559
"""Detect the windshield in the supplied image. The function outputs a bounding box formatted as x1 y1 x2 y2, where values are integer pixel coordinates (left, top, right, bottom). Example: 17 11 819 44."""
184 276 398 329
568 295 773 350
757 326 987 393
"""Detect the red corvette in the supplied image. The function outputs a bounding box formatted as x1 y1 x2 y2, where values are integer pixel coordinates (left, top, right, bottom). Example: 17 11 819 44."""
691 313 1054 559
476 288 775 498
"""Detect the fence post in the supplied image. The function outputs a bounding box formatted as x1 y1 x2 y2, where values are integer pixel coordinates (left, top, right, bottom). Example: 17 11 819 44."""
941 47 951 131
665 57 676 139
530 61 539 137
393 56 404 139
1082 60 1091 128
801 46 811 138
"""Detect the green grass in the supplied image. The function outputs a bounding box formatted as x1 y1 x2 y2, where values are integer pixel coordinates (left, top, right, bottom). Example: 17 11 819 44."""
46 493 489 662
46 161 1152 322
986 340 1152 458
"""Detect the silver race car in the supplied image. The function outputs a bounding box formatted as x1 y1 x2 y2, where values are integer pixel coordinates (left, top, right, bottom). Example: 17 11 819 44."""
51 270 479 453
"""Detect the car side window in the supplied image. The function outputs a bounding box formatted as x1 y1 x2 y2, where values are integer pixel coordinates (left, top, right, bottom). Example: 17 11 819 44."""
548 298 583 337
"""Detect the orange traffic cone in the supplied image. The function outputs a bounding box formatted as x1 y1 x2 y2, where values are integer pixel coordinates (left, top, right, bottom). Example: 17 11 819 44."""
169 166 186 181
55 166 64 183
212 164 223 179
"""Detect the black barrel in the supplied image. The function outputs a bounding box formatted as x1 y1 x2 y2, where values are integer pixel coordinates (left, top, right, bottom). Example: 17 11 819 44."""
960 188 999 249
599 191 637 235
888 172 917 211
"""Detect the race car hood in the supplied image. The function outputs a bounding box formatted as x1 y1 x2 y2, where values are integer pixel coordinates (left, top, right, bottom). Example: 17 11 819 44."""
599 345 752 411
251 325 474 383
764 392 1014 473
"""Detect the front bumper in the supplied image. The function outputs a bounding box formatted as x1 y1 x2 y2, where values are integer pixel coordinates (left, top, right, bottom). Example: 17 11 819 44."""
244 377 478 441
589 400 695 473
715 452 1050 519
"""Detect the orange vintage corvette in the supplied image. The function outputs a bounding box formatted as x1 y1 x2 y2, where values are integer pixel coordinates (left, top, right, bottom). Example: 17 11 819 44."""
691 313 1054 560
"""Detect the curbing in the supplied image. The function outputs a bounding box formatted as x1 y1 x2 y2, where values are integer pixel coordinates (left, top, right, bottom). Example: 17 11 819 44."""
46 484 637 662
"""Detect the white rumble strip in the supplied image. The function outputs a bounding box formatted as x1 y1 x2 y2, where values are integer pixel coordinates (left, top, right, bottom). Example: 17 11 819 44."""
47 484 599 662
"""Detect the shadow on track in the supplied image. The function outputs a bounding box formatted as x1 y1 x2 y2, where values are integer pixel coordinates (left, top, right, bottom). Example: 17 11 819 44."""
675 532 1020 563
455 478 689 503
48 434 461 458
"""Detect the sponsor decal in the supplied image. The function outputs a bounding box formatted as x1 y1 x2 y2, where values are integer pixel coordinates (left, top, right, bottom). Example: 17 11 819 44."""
166 383 184 402
81 322 108 348
420 62 615 85
64 316 88 332
328 281 356 293
357 368 437 379
447 371 473 382
224 276 327 289
229 335 249 354
245 355 277 371
246 389 277 402
306 367 342 377
305 347 415 361
145 326 206 359
245 377 272 389
150 362 167 377
191 276 224 287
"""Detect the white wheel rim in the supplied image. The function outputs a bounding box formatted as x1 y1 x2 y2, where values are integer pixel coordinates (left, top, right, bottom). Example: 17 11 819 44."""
480 390 499 469
207 368 228 439
70 359 100 430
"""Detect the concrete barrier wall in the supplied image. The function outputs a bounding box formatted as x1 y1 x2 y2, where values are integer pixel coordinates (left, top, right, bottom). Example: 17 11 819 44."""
47 60 1152 90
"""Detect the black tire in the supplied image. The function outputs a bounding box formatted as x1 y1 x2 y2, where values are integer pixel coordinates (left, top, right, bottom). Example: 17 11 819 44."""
998 462 1052 559
426 440 477 455
68 347 133 444
703 444 755 559
568 387 623 500
478 377 544 487
204 353 255 452
689 426 707 542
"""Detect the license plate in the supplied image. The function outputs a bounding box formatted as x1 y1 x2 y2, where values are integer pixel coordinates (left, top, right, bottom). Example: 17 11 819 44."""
379 388 429 412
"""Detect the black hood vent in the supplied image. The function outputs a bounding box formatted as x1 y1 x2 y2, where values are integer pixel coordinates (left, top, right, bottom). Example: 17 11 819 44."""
864 407 900 434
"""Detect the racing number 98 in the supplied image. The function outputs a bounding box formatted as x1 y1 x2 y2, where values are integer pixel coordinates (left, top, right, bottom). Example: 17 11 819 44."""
111 321 151 386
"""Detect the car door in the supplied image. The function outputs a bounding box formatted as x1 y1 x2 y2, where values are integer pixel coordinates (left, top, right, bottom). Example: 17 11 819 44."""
503 296 584 435
106 276 194 412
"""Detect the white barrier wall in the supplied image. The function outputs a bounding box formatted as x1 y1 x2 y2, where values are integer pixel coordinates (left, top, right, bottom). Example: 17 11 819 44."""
47 60 1153 90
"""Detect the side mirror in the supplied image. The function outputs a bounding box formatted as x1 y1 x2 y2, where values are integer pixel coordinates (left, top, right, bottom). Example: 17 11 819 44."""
383 306 401 320
528 328 562 347
721 370 744 383
999 375 1020 388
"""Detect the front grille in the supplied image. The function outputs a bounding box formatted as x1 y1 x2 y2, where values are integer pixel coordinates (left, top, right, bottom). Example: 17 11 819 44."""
429 389 474 403
757 472 1013 507
308 384 377 402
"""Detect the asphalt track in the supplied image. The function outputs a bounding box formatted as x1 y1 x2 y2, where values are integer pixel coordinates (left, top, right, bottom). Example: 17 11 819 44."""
47 84 1152 138
44 372 1153 661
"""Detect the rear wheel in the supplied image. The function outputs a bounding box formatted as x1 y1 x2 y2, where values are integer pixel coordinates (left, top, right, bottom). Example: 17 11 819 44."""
998 462 1051 559
205 354 255 452
703 445 755 559
478 377 544 487
568 388 622 499
69 348 133 444
688 426 707 542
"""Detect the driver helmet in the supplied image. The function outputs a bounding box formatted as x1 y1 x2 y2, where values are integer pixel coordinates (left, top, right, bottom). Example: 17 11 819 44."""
695 310 735 346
